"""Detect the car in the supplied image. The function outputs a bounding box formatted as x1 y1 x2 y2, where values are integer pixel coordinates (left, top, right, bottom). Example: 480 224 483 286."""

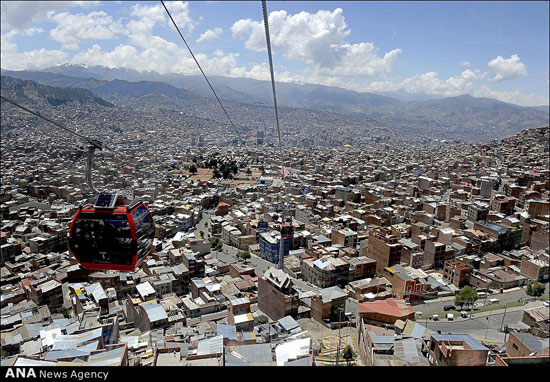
544 301 549 308
473 302 484 308
447 313 454 321
460 311 468 318
432 314 439 321
443 305 456 311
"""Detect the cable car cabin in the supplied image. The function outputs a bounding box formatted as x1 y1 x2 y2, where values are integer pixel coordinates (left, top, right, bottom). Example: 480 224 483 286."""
68 192 155 272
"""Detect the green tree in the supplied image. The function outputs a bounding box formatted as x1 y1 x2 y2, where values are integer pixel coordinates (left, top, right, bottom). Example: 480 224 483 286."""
342 345 356 366
209 237 218 248
457 286 478 309
526 281 545 297
189 164 198 175
213 168 221 179
57 307 71 318
254 315 269 326
237 251 251 262
454 294 465 310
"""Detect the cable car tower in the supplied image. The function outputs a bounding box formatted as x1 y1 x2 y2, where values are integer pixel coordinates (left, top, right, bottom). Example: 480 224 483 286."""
0 96 155 272
261 0 294 270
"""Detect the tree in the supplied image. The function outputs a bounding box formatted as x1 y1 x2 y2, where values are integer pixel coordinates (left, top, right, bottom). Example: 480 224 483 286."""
342 345 356 366
209 237 219 248
457 286 478 309
237 251 251 262
57 307 71 318
526 281 545 297
454 294 465 310
213 168 221 179
189 164 198 175
254 315 269 326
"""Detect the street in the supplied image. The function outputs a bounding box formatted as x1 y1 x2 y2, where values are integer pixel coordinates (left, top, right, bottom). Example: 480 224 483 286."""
411 284 548 315
422 310 524 343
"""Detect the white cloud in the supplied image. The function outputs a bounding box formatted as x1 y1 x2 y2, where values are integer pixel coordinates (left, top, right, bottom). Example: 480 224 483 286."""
0 1 98 30
49 11 123 50
474 85 548 107
231 8 400 78
460 60 472 67
488 54 527 82
364 69 482 96
196 28 222 43
1 48 69 71
1 27 66 70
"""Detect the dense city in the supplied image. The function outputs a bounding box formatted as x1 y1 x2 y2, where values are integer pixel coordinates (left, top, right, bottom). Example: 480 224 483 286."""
1 90 548 366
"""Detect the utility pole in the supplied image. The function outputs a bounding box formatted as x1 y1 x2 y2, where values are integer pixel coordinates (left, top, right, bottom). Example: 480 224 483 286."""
336 307 343 366
485 310 491 339
500 302 508 332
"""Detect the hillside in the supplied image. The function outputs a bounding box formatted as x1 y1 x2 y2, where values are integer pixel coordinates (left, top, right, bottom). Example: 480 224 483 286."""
2 66 549 143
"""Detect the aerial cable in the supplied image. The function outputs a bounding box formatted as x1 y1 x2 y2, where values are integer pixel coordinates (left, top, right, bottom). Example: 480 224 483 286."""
0 94 135 196
160 0 246 147
1 95 103 150
261 0 291 219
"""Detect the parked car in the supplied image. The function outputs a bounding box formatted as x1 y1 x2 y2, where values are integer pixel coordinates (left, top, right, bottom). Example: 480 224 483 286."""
489 298 500 305
473 302 484 308
544 301 549 307
432 314 439 321
460 311 468 318
447 313 454 321
443 304 456 311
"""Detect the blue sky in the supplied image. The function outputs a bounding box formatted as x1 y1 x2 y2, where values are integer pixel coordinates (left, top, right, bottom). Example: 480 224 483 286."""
1 1 548 106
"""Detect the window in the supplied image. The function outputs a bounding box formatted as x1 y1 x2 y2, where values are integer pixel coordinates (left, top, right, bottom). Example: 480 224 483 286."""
132 205 155 262
512 343 519 350
70 212 134 265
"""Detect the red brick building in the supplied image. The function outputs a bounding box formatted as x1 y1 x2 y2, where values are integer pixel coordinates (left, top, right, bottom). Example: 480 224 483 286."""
423 334 489 366
443 259 474 287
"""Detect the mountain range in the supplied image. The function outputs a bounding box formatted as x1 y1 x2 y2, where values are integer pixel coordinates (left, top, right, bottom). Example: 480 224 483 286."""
1 64 548 143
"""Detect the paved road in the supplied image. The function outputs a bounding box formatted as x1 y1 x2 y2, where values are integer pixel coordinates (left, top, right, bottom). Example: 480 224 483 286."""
193 210 213 239
422 310 524 344
411 285 548 314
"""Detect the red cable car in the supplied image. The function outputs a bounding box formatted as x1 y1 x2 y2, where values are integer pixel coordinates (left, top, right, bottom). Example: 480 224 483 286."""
68 192 155 272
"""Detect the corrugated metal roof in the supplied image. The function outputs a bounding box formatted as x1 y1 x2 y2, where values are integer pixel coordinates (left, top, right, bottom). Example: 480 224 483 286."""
197 335 223 355
136 282 156 298
51 328 102 351
217 323 237 340
275 338 310 366
86 283 107 303
230 297 250 306
278 316 300 332
13 357 57 367
230 343 273 364
144 304 168 323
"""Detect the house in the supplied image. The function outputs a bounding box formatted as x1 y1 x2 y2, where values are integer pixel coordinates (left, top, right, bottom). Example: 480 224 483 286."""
257 267 299 320
423 334 489 366
310 286 348 324
357 298 415 326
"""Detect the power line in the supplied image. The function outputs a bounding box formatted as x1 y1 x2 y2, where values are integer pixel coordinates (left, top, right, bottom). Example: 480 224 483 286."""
160 0 245 147
0 94 141 165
